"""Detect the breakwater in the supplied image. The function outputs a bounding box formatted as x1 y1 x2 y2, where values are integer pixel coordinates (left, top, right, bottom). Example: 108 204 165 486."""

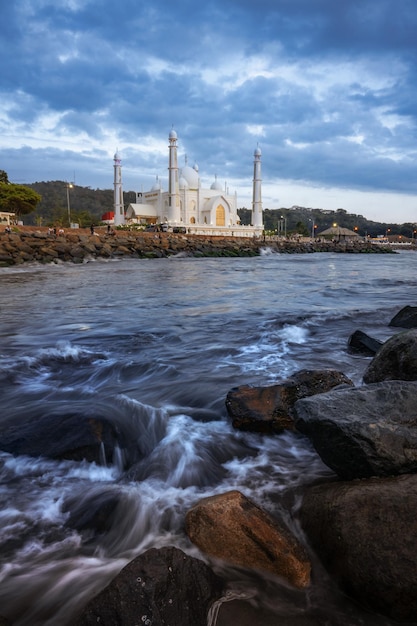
0 228 396 265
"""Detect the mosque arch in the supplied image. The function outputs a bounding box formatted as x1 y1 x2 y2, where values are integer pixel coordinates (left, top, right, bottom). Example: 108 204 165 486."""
216 205 225 226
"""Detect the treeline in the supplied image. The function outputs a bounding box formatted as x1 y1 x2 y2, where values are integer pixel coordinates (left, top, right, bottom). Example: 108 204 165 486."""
24 181 415 237
25 181 136 227
239 207 416 238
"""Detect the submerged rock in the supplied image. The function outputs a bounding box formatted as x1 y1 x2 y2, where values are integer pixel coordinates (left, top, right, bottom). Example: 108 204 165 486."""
347 329 383 355
74 546 223 626
389 305 417 328
0 412 121 465
301 474 417 622
225 369 353 433
185 490 311 588
294 380 417 479
363 328 417 382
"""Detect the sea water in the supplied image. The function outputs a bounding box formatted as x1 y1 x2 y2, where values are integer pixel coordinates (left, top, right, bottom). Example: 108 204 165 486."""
0 251 416 625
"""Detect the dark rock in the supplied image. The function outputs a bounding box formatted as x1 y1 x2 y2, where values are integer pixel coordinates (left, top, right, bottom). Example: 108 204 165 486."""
389 305 417 328
73 546 223 626
226 369 353 433
185 490 311 588
0 412 121 464
347 330 383 355
301 474 417 622
363 329 417 383
294 380 417 479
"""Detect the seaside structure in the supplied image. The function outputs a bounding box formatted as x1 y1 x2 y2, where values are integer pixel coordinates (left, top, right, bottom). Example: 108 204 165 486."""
124 129 263 236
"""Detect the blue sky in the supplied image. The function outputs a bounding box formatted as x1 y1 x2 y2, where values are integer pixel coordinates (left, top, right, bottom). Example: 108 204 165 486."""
2 0 417 223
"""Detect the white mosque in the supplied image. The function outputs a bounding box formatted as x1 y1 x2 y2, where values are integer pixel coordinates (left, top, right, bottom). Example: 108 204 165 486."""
113 128 263 236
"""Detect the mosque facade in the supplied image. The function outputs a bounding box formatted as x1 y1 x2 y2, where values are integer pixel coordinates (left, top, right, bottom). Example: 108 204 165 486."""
114 129 263 236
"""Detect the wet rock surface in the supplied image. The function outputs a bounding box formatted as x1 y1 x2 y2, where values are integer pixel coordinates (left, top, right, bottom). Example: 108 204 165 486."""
363 328 417 382
185 490 311 588
74 546 223 626
294 380 417 479
301 474 417 622
389 305 417 328
226 369 353 432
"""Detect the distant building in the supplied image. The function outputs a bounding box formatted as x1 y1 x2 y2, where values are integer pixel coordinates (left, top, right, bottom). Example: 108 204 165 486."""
119 129 263 236
0 211 15 226
101 211 115 223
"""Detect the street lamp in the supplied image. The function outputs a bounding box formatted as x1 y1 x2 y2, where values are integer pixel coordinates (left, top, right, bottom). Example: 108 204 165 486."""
309 218 315 238
66 183 73 227
280 215 287 238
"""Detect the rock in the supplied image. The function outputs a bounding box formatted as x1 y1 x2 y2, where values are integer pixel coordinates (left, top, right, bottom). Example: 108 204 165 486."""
347 329 383 355
294 380 417 479
0 412 122 465
185 490 311 588
389 305 417 328
363 329 417 383
301 474 417 622
73 546 223 626
226 369 353 433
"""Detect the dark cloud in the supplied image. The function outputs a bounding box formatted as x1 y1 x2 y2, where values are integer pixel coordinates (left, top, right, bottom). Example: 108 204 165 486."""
1 0 417 220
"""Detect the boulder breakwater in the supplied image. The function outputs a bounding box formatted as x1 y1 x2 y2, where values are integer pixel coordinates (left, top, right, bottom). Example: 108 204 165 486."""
0 228 395 265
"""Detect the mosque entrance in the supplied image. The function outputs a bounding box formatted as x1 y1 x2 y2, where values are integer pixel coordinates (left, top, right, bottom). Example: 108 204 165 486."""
216 205 225 226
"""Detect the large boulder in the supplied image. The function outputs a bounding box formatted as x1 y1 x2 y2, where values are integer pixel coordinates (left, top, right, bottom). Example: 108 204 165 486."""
226 369 353 433
294 380 417 480
301 474 417 622
185 490 311 588
74 546 223 626
363 329 417 382
389 305 417 328
347 329 383 355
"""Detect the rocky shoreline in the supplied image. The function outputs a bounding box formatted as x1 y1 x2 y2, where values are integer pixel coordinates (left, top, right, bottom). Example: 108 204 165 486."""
1 306 417 625
0 227 396 265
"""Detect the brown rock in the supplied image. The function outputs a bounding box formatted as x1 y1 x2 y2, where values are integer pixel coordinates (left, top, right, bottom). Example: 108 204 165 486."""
185 490 311 588
226 369 353 433
301 474 417 622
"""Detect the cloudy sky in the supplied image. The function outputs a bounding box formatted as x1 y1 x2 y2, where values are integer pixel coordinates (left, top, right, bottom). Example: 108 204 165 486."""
2 0 417 223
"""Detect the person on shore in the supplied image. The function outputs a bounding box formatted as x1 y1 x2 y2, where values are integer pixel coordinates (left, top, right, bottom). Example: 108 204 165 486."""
90 224 95 235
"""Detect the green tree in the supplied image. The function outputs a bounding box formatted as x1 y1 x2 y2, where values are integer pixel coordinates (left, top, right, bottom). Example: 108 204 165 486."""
0 170 10 184
0 182 41 218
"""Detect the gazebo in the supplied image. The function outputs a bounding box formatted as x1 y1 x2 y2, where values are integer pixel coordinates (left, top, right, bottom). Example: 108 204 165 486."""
317 226 360 241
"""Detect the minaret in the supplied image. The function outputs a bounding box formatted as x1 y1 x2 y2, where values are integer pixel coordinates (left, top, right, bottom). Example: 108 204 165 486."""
113 151 125 226
168 128 180 223
252 145 263 229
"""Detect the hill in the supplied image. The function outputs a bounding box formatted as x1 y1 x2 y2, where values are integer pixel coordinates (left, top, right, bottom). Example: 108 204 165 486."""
24 181 416 238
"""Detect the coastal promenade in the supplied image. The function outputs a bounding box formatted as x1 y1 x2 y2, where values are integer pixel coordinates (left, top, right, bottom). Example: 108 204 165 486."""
0 226 398 265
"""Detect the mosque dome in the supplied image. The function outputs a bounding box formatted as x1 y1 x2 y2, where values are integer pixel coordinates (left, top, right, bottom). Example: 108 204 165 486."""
169 128 177 140
210 175 223 191
179 176 189 189
114 151 121 161
180 165 199 189
254 146 262 157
